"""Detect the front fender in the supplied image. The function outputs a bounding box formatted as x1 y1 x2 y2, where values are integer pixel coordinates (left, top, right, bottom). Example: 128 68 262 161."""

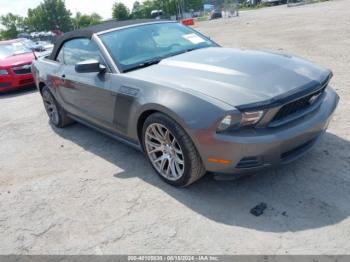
127 84 234 154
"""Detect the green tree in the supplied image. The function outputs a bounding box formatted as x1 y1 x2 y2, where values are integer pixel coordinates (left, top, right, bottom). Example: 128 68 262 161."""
0 13 24 39
72 12 102 29
142 0 160 17
131 1 144 18
131 0 164 19
130 0 203 20
112 2 130 20
132 1 142 13
25 0 73 32
185 0 203 11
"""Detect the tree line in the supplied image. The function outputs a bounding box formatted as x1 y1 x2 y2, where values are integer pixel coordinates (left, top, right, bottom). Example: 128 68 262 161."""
0 0 203 40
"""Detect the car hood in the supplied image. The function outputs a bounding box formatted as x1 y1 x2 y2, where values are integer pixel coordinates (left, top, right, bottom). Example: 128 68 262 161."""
0 52 34 67
126 47 331 107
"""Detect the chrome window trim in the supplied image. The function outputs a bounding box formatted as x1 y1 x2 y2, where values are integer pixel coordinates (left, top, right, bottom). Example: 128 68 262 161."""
92 34 120 74
52 37 113 73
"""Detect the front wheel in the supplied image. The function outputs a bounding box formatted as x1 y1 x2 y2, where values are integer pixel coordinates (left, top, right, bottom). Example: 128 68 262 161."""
142 113 206 187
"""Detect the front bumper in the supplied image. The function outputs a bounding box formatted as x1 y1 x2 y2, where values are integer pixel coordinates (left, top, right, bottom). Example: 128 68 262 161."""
0 73 34 93
198 87 339 174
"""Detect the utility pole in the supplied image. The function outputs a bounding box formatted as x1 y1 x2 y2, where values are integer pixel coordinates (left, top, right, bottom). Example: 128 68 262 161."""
176 0 185 20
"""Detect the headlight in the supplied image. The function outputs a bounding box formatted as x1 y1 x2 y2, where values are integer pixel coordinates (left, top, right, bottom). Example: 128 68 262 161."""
217 110 264 132
240 111 264 126
217 114 241 132
0 69 9 75
217 115 234 132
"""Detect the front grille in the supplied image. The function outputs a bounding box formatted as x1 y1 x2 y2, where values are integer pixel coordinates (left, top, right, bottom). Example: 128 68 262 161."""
272 87 325 123
0 82 11 88
12 65 32 75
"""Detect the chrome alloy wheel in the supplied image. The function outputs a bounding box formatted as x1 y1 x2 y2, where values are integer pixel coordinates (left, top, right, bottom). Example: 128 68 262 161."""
145 123 185 180
42 91 59 125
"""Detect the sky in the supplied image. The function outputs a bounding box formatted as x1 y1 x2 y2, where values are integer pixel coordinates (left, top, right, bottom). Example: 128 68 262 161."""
0 0 136 19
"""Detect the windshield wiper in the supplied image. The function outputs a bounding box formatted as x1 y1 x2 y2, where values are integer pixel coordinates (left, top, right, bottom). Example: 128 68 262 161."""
123 58 162 73
185 47 201 52
165 46 207 59
122 46 209 73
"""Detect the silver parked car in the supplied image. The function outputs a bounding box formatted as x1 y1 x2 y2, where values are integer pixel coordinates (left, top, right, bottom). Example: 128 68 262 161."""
32 20 339 186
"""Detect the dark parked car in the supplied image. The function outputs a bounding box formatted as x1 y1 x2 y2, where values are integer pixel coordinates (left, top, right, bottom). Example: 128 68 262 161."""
210 10 222 20
32 20 339 186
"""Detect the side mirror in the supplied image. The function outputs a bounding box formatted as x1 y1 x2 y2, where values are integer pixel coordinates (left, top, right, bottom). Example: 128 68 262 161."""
75 59 106 73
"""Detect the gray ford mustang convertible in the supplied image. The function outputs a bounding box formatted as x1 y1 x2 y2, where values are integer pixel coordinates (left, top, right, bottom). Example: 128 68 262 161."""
32 19 339 186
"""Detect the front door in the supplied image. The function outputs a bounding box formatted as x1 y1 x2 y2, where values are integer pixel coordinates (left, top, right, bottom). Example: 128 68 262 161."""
54 38 116 131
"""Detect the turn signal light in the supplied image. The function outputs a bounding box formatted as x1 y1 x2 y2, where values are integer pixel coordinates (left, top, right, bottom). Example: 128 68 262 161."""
208 157 232 165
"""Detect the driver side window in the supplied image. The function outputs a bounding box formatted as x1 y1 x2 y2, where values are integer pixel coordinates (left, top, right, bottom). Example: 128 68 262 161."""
56 38 103 66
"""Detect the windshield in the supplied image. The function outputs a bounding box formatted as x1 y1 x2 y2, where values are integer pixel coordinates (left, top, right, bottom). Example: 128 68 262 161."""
99 22 216 72
0 42 32 59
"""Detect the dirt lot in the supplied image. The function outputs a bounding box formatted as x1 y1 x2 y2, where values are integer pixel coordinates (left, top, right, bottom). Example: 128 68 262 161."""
1 0 350 255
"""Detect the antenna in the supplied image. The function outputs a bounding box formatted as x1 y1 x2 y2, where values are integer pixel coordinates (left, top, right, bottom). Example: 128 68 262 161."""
32 49 38 60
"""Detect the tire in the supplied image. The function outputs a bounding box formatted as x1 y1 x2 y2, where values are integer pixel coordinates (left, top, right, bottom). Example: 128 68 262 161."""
41 86 74 128
142 112 206 187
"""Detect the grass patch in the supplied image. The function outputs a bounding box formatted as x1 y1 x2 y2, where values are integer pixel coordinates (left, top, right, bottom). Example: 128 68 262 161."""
196 16 209 22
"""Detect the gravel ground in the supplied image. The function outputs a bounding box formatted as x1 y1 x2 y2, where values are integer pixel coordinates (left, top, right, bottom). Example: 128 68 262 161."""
1 0 350 255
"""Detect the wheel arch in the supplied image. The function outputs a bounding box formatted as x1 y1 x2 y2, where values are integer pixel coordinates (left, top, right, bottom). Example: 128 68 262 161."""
135 104 189 147
136 109 159 146
38 82 46 95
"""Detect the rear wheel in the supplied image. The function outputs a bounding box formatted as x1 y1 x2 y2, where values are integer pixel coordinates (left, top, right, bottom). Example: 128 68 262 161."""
42 86 74 128
142 113 206 187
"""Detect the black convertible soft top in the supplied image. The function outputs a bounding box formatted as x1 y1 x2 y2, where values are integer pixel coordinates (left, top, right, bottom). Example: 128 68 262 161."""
50 19 169 60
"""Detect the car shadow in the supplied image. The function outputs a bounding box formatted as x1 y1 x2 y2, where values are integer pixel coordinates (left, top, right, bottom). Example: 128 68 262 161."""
0 85 37 99
53 123 350 233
